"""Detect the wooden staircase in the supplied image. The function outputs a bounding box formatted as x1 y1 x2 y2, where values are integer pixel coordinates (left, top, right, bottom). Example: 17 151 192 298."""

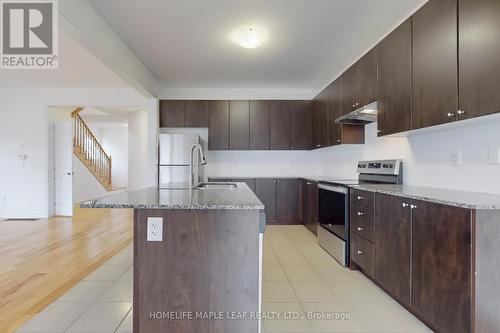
72 108 113 191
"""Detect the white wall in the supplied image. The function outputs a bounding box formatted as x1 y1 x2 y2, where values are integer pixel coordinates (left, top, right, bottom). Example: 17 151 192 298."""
100 127 129 188
320 115 500 195
128 107 158 191
0 87 156 219
72 155 111 202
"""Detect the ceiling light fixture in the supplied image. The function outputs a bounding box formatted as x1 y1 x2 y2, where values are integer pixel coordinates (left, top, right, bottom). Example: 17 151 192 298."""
232 26 268 49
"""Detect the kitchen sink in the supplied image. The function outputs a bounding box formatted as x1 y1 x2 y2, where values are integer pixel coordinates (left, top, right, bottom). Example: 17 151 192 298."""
196 182 238 190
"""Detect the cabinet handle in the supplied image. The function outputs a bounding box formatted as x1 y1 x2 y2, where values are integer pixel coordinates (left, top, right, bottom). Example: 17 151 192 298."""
410 204 418 209
355 102 360 106
357 196 364 200
306 182 312 185
357 250 363 255
357 227 363 231
357 212 364 216
457 110 465 115
337 139 341 143
447 112 455 118
402 203 409 208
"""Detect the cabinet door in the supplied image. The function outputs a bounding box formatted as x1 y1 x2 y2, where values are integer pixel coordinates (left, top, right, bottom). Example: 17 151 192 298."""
412 0 458 129
159 100 185 127
276 179 299 223
412 200 472 333
298 179 306 223
357 47 378 107
305 181 319 235
459 0 500 120
326 79 343 146
229 100 250 150
255 179 277 221
185 100 209 127
312 92 328 149
249 100 270 150
290 101 312 150
374 194 411 305
342 67 357 114
270 101 290 150
378 19 412 136
208 100 230 150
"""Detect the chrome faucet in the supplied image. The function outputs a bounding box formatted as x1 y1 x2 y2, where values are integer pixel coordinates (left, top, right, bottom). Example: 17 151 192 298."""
189 143 207 188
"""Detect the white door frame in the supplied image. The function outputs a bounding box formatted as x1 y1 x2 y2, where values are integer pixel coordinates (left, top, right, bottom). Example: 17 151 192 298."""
54 120 73 216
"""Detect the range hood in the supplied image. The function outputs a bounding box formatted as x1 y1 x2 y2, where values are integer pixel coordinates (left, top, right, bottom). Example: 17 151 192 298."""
336 101 378 125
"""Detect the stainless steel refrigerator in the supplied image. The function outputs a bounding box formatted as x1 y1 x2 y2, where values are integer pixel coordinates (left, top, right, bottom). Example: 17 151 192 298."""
158 134 204 189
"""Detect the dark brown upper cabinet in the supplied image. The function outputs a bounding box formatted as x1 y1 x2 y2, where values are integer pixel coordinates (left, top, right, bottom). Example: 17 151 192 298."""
312 91 328 149
459 0 500 120
357 47 378 107
411 200 472 333
269 101 290 150
325 78 365 146
377 18 413 136
326 79 343 146
412 0 458 129
229 100 250 150
208 100 230 150
341 49 378 115
374 194 411 305
290 101 312 150
185 100 209 127
341 67 357 115
159 100 185 127
249 100 270 150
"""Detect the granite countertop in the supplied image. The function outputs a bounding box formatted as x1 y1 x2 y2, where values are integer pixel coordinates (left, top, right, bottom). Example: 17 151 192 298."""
351 184 500 210
80 183 265 210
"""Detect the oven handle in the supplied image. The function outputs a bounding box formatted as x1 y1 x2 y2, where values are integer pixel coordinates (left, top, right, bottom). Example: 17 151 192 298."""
318 183 348 194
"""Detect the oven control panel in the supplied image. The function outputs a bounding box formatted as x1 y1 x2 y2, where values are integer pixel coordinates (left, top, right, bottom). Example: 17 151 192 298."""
357 159 402 175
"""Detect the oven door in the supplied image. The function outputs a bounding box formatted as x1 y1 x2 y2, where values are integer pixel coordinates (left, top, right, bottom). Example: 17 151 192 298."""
318 183 349 266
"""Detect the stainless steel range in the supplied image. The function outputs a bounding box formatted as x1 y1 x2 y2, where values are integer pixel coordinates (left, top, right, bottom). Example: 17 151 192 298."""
318 159 403 266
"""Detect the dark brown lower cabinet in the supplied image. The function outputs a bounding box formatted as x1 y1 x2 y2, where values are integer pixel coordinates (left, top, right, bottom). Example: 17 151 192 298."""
351 190 474 333
412 200 472 333
302 180 319 234
255 179 277 222
374 194 411 305
276 179 299 224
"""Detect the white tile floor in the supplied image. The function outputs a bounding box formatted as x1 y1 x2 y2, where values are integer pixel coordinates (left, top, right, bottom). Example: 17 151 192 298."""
16 225 433 333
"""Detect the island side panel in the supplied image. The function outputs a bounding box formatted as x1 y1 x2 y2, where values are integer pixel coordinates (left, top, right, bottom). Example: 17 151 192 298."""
134 209 260 333
475 209 500 333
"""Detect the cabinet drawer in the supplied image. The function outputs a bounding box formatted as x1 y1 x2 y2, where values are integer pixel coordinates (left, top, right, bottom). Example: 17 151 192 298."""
350 189 374 209
350 205 374 243
351 232 375 276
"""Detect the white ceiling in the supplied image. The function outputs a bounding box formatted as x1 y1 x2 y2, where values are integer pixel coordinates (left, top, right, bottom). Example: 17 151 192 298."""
89 0 427 91
0 30 128 88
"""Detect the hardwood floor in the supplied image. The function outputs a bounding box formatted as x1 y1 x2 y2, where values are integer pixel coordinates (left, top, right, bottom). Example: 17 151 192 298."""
0 206 133 333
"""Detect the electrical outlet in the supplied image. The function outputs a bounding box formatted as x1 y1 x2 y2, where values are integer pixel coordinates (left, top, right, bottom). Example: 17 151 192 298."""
450 151 462 166
147 217 163 242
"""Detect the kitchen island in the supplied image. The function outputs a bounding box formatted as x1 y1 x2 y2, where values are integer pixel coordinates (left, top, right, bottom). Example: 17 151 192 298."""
81 183 265 333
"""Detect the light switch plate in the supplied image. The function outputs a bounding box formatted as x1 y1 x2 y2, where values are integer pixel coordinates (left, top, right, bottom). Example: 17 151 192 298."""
450 151 462 166
488 147 500 165
147 217 163 242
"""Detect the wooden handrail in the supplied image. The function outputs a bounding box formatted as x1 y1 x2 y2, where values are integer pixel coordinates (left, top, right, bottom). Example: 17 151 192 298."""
75 114 111 160
71 107 84 118
73 113 112 190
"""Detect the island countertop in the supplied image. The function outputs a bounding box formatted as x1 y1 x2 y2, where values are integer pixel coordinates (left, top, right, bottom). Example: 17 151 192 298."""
80 182 265 210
